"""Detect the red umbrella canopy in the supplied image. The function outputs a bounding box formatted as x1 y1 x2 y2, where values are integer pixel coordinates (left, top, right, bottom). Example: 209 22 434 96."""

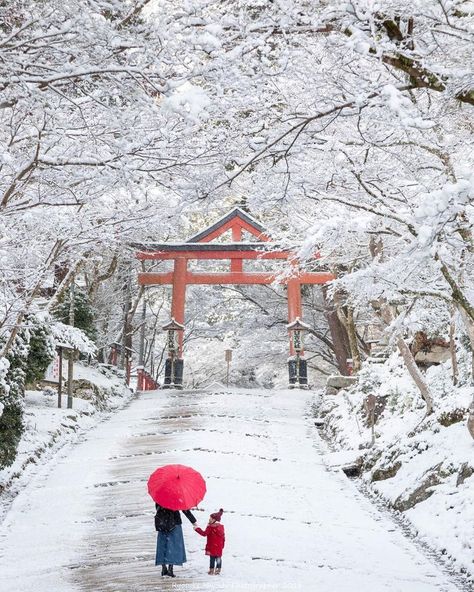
147 464 206 511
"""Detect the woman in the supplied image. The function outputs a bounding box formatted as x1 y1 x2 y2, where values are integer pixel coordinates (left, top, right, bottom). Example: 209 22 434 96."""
154 503 197 577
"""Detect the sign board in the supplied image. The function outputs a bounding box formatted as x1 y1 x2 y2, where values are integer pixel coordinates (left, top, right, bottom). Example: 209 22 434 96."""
292 331 303 352
225 349 233 362
44 353 60 383
167 330 178 353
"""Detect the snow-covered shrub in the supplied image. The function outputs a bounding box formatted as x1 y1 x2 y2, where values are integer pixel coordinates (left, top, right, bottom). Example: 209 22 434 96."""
0 315 57 468
0 330 29 469
357 364 383 394
24 316 55 386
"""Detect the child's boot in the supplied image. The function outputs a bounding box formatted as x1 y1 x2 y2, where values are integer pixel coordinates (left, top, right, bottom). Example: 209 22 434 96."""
161 564 168 576
208 568 215 575
215 568 221 575
168 565 176 578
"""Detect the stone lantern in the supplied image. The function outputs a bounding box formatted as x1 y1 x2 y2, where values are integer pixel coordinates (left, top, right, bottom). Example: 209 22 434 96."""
162 318 184 389
287 317 310 389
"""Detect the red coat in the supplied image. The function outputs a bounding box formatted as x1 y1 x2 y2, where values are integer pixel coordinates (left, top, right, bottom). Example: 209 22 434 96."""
195 523 225 556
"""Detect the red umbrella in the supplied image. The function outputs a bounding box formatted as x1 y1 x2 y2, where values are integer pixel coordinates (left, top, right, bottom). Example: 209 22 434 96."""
147 464 206 511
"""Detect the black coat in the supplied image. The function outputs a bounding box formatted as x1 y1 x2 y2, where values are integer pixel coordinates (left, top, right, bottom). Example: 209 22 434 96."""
155 503 196 533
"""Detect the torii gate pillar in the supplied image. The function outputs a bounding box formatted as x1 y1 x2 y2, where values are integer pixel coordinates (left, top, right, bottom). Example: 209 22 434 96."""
171 257 187 357
287 279 308 387
163 257 187 388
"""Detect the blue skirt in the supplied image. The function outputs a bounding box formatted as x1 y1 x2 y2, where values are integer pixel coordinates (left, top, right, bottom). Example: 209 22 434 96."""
155 525 187 566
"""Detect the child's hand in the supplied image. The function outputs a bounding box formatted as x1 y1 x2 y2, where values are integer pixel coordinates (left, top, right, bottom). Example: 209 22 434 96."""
193 524 198 530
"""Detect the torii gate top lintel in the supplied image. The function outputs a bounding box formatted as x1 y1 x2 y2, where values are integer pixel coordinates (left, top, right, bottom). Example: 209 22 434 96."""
136 206 333 287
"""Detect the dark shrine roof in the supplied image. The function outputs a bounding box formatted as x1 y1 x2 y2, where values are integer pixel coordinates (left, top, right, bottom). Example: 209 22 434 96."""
133 207 277 252
186 207 266 243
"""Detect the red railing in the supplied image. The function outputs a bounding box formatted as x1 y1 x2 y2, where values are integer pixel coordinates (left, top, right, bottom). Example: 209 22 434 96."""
136 366 159 391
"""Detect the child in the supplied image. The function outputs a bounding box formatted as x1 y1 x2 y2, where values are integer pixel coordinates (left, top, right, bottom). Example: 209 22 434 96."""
193 508 225 575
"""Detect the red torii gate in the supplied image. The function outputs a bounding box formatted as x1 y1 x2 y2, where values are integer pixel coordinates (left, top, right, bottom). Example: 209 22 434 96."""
135 208 334 388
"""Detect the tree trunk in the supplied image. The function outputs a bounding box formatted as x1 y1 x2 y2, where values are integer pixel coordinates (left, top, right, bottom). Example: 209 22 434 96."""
335 299 362 374
47 261 81 313
378 303 434 415
449 308 458 386
322 286 351 375
120 275 132 370
87 254 119 300
438 258 474 323
457 306 474 383
396 336 434 415
432 256 474 381
345 305 362 373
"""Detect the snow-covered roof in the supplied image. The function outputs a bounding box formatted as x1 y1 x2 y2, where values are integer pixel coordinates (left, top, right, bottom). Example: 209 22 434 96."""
186 207 267 243
50 322 96 355
286 318 311 330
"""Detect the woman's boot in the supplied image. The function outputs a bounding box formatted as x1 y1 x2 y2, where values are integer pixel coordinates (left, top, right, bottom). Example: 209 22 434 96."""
168 564 176 578
161 564 168 576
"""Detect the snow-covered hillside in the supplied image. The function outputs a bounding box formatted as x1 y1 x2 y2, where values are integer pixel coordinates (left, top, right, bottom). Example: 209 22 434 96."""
0 364 133 519
317 354 474 581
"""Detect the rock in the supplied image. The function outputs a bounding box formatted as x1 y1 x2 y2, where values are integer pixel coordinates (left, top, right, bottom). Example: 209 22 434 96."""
342 463 361 477
326 375 358 390
414 345 450 366
70 378 106 408
394 463 453 511
372 461 402 482
456 463 474 487
438 407 467 427
361 448 383 468
468 402 474 440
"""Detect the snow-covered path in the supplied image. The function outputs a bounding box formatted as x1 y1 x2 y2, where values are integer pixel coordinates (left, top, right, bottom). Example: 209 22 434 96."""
0 388 462 592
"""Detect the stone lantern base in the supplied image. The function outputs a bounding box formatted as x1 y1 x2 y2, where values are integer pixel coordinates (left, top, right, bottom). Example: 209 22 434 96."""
163 358 184 389
288 357 308 389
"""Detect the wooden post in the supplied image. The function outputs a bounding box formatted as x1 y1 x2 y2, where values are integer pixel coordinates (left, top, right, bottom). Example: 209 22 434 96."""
57 347 63 409
225 349 232 387
121 273 132 370
67 349 74 409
